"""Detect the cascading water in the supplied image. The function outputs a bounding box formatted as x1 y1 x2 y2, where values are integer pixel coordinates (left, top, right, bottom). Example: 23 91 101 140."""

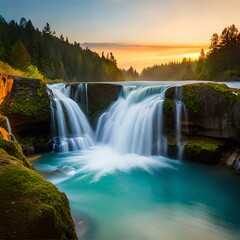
47 83 94 152
5 117 17 141
174 87 187 160
71 83 89 115
47 83 187 157
96 85 168 156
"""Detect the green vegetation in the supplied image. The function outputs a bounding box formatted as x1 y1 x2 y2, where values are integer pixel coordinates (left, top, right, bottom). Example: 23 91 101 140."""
0 60 25 76
140 58 197 81
0 16 124 82
205 82 240 105
0 79 50 117
0 134 77 239
183 137 225 164
163 98 174 114
184 137 225 154
197 24 240 81
0 164 77 239
182 84 201 115
0 136 31 168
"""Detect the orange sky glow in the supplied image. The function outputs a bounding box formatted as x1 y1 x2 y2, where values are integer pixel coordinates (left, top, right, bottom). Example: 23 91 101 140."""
2 0 240 72
85 43 209 72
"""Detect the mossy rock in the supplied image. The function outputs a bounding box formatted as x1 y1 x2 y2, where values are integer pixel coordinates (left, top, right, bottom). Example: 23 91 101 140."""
0 136 32 169
0 114 8 130
0 164 77 239
204 82 240 105
183 137 225 164
182 82 240 117
0 148 19 166
0 77 50 118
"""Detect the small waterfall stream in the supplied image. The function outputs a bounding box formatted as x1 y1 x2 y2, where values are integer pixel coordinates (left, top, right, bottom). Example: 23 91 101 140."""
174 87 187 160
47 83 94 152
5 117 17 141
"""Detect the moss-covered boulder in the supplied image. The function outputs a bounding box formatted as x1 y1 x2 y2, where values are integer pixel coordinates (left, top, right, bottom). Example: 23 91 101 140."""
165 82 240 142
0 75 51 153
166 136 225 164
183 137 225 164
0 136 77 239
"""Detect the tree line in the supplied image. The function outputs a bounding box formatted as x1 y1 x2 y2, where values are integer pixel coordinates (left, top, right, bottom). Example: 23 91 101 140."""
0 16 124 82
124 24 240 81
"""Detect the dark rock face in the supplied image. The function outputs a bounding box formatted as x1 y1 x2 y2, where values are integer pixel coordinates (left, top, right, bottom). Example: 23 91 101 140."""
165 83 240 142
0 75 51 152
87 83 122 126
164 82 240 164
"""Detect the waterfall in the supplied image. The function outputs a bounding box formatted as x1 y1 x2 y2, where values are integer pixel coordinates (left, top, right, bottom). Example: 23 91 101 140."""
72 83 88 114
47 83 94 152
47 82 187 159
5 117 17 141
96 86 168 156
6 117 12 134
174 87 187 160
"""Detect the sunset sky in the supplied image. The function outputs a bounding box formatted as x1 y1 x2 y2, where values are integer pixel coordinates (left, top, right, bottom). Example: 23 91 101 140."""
1 0 240 71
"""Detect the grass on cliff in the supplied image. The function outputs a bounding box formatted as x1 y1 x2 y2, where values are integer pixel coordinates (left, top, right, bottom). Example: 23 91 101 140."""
0 61 25 76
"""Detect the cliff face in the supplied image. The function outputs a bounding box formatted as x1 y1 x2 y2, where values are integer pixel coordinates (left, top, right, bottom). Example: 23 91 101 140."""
87 83 121 125
0 74 51 152
165 83 240 142
183 83 240 141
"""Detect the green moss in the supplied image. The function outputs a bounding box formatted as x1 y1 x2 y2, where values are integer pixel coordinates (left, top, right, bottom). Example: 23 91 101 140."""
0 164 77 239
185 137 224 154
0 80 50 117
182 85 201 115
0 136 32 169
0 114 8 130
0 148 19 166
163 98 174 114
205 82 240 106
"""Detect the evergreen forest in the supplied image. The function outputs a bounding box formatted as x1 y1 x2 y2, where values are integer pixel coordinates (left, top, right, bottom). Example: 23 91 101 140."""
0 16 124 82
0 16 240 82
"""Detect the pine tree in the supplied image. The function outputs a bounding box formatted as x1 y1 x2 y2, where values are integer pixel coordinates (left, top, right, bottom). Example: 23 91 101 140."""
10 40 31 70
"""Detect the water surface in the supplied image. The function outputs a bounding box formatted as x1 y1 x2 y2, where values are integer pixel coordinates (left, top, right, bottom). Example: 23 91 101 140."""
34 149 240 240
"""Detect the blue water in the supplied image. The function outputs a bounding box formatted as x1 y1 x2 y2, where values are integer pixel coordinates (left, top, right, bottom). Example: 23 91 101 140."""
34 149 240 240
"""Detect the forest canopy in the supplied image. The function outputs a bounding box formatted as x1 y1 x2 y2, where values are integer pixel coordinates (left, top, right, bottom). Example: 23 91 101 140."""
0 16 124 82
0 16 239 82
